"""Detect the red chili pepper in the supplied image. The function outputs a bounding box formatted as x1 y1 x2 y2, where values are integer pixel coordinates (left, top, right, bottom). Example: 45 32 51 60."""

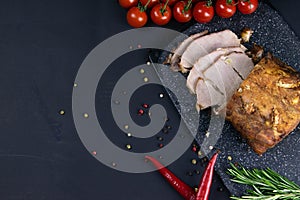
145 156 196 200
195 152 219 200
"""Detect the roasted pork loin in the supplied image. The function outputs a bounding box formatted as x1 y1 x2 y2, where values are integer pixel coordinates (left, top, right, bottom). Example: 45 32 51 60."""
226 54 300 155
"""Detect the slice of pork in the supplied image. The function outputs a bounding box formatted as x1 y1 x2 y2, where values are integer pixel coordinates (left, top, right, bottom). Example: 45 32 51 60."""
180 30 241 73
186 46 246 94
170 30 208 72
224 52 254 79
197 52 254 111
196 79 224 111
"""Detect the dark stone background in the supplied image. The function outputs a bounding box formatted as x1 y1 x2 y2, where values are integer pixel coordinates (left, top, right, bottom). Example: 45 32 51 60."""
0 0 298 199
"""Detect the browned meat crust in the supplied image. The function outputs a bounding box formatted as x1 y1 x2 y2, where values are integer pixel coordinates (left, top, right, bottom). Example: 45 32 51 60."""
226 54 300 155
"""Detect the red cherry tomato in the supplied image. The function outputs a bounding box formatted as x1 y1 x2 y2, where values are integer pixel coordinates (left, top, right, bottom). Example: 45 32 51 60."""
118 0 138 9
127 7 148 28
237 0 258 14
215 0 237 18
161 0 179 6
150 3 172 25
193 1 214 23
173 1 192 23
140 0 160 8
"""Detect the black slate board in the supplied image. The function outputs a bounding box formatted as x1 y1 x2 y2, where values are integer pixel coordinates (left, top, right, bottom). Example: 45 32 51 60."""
157 1 300 196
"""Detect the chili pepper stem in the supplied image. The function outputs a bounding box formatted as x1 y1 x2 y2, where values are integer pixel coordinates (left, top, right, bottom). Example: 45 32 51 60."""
145 156 196 200
196 152 219 200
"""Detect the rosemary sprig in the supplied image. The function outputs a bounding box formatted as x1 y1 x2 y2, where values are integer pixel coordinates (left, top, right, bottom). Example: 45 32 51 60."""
227 163 300 200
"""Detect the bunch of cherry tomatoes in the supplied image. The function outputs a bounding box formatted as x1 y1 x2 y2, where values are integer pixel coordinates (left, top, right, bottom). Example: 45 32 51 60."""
119 0 258 28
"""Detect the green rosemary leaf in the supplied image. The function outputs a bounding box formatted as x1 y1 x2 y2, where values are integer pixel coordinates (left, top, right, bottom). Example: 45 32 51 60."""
227 164 300 200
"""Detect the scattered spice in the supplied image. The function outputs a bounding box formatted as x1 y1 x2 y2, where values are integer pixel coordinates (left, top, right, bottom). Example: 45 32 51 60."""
191 159 197 165
138 109 145 115
217 187 224 192
187 171 193 176
127 133 132 137
194 187 198 193
59 110 65 115
162 127 169 134
126 144 132 150
143 77 149 82
194 170 200 175
140 68 145 74
192 146 197 152
111 162 117 167
142 103 149 108
198 151 202 157
227 156 232 161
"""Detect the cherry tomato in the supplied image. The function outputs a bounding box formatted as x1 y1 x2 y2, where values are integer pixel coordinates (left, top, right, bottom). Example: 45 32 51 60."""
237 0 258 14
161 0 179 6
118 0 138 9
173 1 192 23
193 1 214 23
140 0 160 8
215 0 237 18
127 7 148 28
150 3 172 25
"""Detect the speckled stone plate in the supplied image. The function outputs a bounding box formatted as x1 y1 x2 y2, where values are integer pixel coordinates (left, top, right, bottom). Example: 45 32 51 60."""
157 1 300 196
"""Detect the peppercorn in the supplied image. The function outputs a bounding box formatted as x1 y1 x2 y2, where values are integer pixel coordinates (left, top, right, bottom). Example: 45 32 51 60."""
138 109 144 115
142 104 149 108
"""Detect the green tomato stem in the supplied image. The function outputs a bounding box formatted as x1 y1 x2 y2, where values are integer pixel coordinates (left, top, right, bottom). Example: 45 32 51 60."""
183 0 193 12
227 0 233 5
161 0 169 15
139 0 151 12
206 0 213 7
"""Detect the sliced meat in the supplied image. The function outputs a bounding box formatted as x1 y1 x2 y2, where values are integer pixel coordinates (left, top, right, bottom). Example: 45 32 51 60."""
186 47 246 94
195 52 254 111
180 30 241 72
196 79 224 111
203 56 244 108
224 52 254 79
170 30 208 71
